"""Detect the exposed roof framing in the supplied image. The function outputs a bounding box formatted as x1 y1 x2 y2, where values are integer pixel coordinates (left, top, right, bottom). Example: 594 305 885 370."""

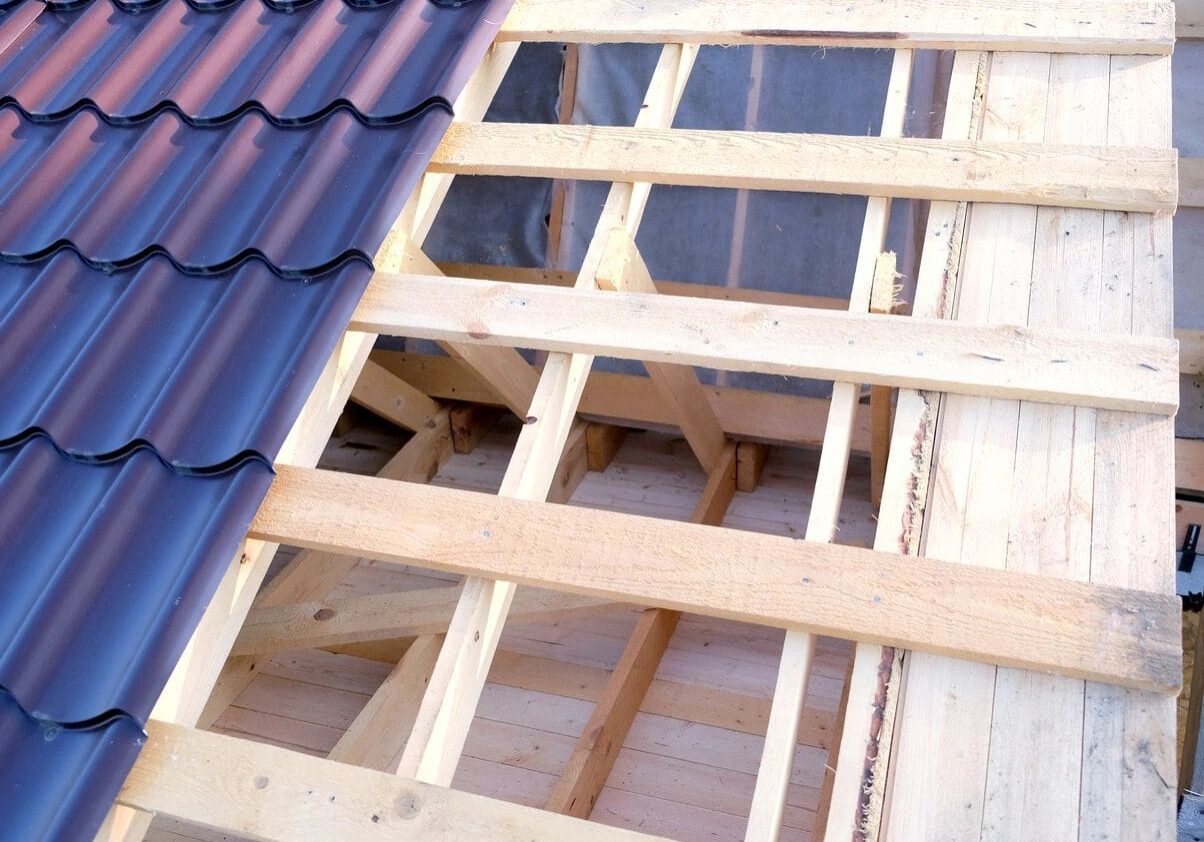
65 1 1181 840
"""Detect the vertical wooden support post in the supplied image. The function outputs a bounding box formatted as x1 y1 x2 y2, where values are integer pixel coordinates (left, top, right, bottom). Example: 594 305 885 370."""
869 252 899 507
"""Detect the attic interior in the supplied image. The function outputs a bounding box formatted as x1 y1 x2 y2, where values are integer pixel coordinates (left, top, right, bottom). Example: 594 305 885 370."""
0 1 1196 841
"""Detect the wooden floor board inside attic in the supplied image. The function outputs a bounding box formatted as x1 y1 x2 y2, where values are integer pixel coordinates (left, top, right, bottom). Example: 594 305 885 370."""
149 413 875 842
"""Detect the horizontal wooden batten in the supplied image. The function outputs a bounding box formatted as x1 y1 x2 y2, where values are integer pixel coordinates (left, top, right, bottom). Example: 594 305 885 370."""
250 467 1181 693
351 273 1179 415
120 722 666 842
429 124 1178 213
498 0 1175 54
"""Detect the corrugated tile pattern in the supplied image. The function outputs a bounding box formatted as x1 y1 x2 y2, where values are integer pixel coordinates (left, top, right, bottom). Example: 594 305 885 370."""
0 255 373 464
0 0 511 835
0 435 274 723
0 691 146 842
0 0 504 123
0 105 451 274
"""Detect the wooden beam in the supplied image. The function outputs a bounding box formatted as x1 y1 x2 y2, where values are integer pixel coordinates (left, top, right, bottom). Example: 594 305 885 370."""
1180 0 1204 38
735 441 770 493
376 351 871 452
232 586 618 657
546 607 682 817
585 422 628 472
823 51 988 840
448 403 503 454
1182 157 1204 208
327 634 445 771
429 123 1178 213
250 465 1182 692
392 43 701 788
547 443 738 818
350 360 441 432
1179 438 1204 495
497 0 1175 54
868 253 901 508
118 721 669 842
435 260 850 311
353 273 1180 415
594 229 727 472
406 246 540 417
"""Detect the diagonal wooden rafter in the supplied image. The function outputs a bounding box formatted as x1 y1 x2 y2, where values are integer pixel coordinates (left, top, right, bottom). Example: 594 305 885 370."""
547 440 739 818
393 42 701 788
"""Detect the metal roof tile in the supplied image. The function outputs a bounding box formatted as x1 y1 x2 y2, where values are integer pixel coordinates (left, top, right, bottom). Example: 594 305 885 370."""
0 692 145 842
0 0 510 124
0 254 371 465
0 435 273 723
0 0 512 833
0 104 451 275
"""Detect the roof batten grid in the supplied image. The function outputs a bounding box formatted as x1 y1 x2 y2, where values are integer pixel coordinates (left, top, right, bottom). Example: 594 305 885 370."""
745 47 915 842
393 41 702 788
0 0 514 837
1 1 1167 841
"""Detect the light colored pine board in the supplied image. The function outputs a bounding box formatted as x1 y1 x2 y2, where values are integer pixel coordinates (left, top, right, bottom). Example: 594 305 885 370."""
354 272 1179 414
429 123 1177 212
548 444 737 818
349 360 440 432
119 722 670 842
875 48 1177 842
250 464 1180 691
435 260 849 311
377 352 873 452
497 0 1174 54
1181 0 1204 38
